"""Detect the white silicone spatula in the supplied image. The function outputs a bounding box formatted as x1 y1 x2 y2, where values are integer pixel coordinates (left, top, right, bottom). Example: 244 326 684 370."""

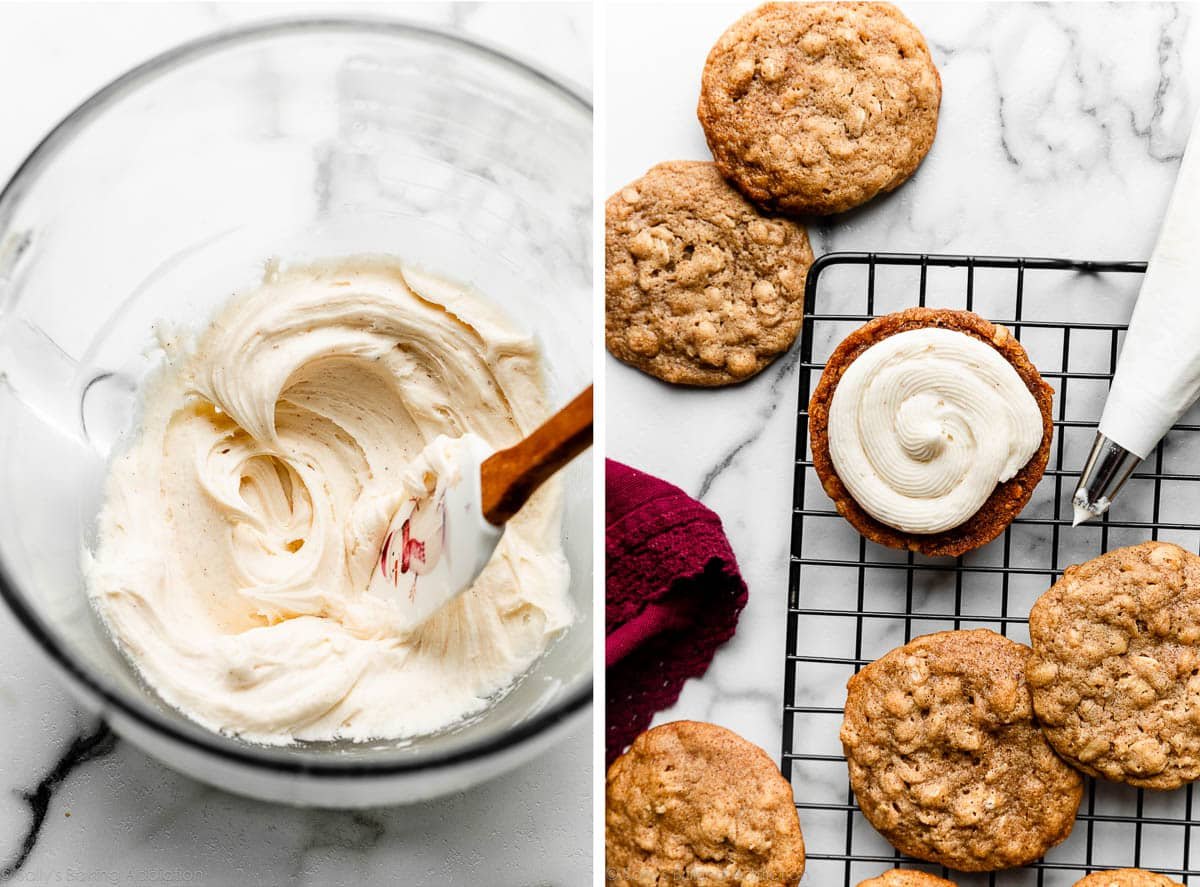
370 385 592 631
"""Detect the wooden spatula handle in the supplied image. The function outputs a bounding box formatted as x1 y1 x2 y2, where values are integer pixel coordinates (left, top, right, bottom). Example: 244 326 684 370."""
480 385 593 525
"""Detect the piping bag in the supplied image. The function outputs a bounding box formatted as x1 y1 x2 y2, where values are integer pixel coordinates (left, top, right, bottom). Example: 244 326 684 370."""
1073 113 1200 525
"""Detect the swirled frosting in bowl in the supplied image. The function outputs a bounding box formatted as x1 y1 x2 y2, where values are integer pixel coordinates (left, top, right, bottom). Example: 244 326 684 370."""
84 257 573 744
827 328 1043 534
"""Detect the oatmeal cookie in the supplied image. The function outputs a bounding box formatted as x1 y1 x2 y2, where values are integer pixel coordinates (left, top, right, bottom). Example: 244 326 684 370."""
698 2 941 215
606 721 805 887
809 308 1053 557
605 160 813 386
1028 541 1200 790
841 629 1083 872
1073 871 1184 887
859 870 958 886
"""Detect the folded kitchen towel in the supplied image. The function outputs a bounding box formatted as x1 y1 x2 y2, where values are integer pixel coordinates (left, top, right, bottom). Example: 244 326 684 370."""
605 459 748 765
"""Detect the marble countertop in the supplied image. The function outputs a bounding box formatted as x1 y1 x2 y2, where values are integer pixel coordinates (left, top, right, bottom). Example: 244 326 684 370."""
0 4 591 886
607 3 1200 884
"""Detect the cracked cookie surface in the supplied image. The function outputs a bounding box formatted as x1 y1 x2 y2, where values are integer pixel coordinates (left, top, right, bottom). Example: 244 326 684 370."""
1028 541 1200 790
698 2 941 215
605 160 813 386
1073 870 1184 887
606 720 805 887
841 629 1082 872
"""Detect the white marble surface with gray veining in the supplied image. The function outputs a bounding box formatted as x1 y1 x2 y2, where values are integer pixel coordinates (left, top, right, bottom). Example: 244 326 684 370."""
608 3 1200 884
0 4 591 886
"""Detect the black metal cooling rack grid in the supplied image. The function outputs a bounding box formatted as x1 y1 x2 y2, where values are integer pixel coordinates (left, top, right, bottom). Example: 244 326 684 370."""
780 252 1200 886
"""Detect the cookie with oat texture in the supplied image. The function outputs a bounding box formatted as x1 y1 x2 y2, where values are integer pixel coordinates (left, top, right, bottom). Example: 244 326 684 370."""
1073 870 1184 887
605 160 813 385
698 2 941 215
841 629 1082 872
859 870 958 886
1028 541 1200 790
606 721 805 887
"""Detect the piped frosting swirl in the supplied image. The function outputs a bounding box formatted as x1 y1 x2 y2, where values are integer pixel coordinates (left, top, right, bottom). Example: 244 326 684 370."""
827 327 1043 534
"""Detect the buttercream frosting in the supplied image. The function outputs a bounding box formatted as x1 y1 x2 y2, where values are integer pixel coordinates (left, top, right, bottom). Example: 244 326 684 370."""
85 257 573 744
827 327 1043 534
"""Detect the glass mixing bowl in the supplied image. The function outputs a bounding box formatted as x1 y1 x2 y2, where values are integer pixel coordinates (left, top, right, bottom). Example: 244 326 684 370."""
0 19 592 807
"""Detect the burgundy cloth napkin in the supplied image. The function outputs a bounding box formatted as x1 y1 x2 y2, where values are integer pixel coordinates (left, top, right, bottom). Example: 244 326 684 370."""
606 459 748 765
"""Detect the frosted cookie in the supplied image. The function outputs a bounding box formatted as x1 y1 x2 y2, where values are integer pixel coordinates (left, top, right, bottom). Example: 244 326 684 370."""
859 871 958 887
606 721 805 887
809 308 1053 557
841 630 1083 872
698 2 941 215
605 160 813 386
1028 541 1200 790
1073 871 1184 887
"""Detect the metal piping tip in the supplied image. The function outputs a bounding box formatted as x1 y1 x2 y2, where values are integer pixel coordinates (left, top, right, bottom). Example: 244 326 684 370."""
1070 432 1142 527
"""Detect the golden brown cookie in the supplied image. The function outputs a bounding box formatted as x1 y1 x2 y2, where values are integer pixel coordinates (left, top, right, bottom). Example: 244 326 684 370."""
841 629 1083 872
1073 870 1184 887
809 307 1053 557
859 870 958 887
606 721 805 887
698 2 941 215
1028 541 1200 790
605 160 813 386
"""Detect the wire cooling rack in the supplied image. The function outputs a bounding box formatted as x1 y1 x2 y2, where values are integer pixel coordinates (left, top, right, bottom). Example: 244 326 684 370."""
781 252 1200 886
